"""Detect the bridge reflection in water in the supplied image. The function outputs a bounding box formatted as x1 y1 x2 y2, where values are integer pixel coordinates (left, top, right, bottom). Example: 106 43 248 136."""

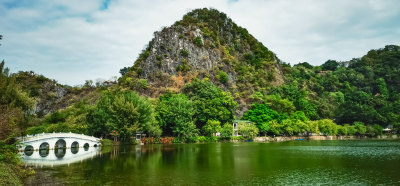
21 146 101 167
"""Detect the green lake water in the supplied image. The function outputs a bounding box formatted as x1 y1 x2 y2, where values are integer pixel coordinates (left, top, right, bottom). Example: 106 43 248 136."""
26 140 400 185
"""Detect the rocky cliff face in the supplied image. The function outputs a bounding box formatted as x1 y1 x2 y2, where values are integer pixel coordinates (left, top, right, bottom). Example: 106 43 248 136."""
119 8 285 114
14 71 99 117
142 26 220 79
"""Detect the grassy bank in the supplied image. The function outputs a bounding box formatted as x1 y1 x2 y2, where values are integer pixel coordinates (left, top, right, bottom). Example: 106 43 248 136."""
0 162 23 186
0 162 34 186
0 139 35 185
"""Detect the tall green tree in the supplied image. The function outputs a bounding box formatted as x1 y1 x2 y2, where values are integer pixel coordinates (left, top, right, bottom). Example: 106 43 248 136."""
262 94 296 114
202 120 221 136
243 103 279 135
237 122 259 139
183 78 237 128
87 90 161 140
155 93 197 139
321 60 339 71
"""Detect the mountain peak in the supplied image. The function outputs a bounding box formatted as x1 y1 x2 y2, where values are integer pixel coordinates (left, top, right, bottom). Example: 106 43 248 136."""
174 8 232 28
119 8 284 113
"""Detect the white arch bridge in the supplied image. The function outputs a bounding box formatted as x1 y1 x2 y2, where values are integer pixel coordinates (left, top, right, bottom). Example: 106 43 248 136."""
18 132 101 151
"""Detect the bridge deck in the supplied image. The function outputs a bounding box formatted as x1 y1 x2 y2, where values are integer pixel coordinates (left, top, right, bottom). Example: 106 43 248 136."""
20 132 100 143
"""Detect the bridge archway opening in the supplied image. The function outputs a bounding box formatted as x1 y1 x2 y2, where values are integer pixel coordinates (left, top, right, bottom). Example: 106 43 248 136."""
39 149 49 157
71 141 79 154
83 143 89 151
71 146 79 154
94 144 98 148
39 142 49 150
54 148 66 158
71 141 79 148
55 139 66 149
24 145 34 156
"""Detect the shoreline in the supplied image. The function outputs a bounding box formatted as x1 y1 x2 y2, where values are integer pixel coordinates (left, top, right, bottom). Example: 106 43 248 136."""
101 135 400 145
253 134 399 143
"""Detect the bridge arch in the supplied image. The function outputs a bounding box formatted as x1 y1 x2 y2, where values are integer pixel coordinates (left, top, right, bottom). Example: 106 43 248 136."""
71 146 79 154
55 139 66 149
39 148 49 157
39 142 49 150
24 145 34 156
55 148 66 158
71 141 79 148
83 143 89 151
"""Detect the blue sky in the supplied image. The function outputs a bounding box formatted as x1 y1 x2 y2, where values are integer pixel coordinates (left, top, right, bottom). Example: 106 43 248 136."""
1 0 399 85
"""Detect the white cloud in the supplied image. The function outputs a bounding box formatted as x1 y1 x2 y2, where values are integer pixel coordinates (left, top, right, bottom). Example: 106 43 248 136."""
0 0 399 85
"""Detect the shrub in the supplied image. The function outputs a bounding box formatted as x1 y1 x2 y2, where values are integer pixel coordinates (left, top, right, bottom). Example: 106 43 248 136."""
353 122 367 135
337 125 348 136
160 137 175 144
230 136 244 141
202 120 221 136
366 124 383 137
101 139 113 146
0 140 19 164
345 124 357 135
193 36 203 47
176 59 190 73
237 122 259 139
217 70 228 84
197 136 208 142
172 138 182 143
138 79 148 88
180 49 189 57
210 136 219 142
26 124 48 135
317 119 338 135
220 123 233 139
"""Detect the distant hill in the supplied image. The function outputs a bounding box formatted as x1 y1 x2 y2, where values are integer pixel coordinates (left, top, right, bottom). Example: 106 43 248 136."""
13 71 100 117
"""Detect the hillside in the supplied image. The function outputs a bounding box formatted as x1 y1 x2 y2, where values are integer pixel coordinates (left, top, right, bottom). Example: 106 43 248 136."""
280 45 400 126
14 71 100 117
119 8 285 113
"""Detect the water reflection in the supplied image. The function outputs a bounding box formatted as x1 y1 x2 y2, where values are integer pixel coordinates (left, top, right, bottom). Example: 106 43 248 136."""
54 148 66 159
22 141 400 185
25 149 33 156
21 146 100 167
39 149 49 157
71 147 79 154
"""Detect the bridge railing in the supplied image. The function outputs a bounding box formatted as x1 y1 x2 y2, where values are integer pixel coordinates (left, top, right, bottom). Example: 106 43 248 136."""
20 132 100 142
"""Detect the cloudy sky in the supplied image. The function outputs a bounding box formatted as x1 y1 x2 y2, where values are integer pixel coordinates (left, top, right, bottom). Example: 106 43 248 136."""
1 0 399 85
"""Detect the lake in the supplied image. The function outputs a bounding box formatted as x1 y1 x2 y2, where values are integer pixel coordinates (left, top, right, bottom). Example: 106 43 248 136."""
23 140 400 185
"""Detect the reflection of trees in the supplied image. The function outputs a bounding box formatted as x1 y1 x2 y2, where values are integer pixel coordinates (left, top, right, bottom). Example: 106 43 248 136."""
49 144 238 185
55 145 165 184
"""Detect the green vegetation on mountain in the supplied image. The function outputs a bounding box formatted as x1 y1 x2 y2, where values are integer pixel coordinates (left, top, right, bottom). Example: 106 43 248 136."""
0 61 35 140
119 8 284 113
